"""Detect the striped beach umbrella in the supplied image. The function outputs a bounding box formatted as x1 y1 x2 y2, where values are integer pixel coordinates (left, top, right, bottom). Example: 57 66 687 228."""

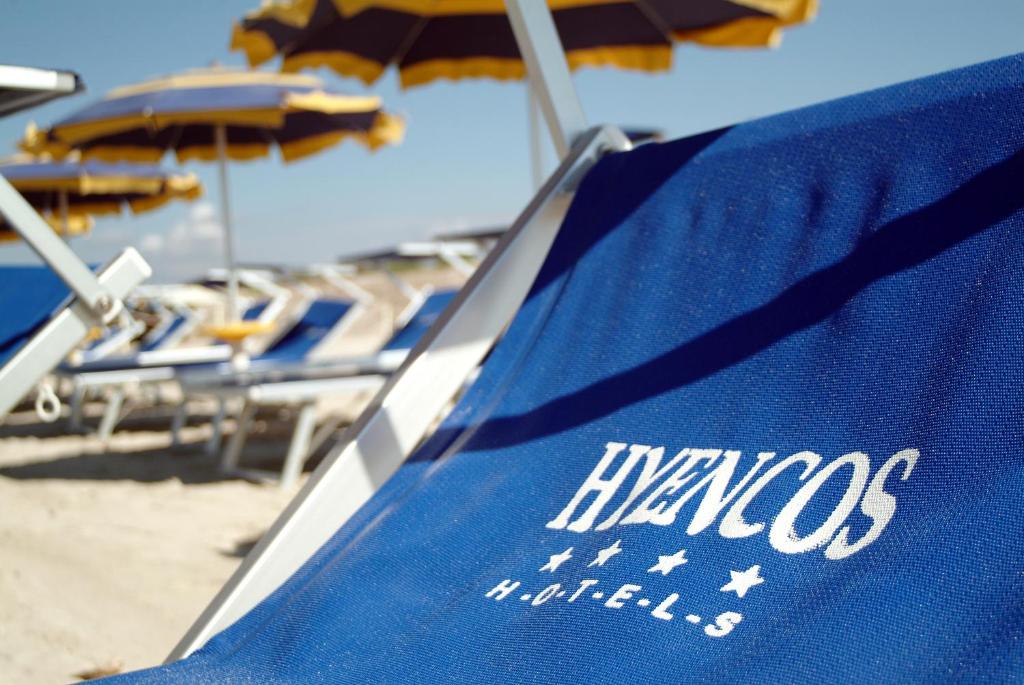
231 0 816 88
0 157 201 241
22 68 405 319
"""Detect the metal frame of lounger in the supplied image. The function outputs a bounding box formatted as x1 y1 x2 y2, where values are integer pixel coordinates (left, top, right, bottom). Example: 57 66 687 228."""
137 301 203 353
175 265 440 479
63 270 308 436
177 287 439 489
171 2 628 658
0 66 150 420
188 366 391 489
65 304 203 431
71 294 363 442
0 64 81 116
73 315 147 365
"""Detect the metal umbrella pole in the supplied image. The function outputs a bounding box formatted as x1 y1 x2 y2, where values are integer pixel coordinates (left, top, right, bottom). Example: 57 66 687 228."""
527 79 545 191
505 0 589 160
214 123 240 321
58 187 69 238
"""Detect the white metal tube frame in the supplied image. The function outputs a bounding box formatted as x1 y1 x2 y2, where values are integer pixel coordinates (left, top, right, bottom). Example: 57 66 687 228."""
0 174 151 418
505 0 588 159
0 175 123 321
170 124 632 660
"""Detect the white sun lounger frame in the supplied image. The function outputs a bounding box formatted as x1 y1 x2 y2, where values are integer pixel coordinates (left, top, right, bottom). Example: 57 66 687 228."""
68 291 362 441
170 0 632 659
0 66 150 419
176 271 442 487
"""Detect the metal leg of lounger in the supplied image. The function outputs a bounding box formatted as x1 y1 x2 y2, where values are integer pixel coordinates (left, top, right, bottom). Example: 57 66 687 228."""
0 176 150 419
221 400 256 473
68 382 86 431
170 400 188 448
306 413 349 462
205 398 228 457
97 388 125 442
170 125 631 660
280 402 317 489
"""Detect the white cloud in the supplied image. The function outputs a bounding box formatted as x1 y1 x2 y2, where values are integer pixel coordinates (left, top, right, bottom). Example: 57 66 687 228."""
136 202 227 282
139 233 164 252
165 202 223 252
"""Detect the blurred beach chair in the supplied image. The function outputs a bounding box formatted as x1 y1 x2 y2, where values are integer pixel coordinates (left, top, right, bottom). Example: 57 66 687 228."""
63 298 269 433
73 316 147 365
105 53 1024 682
179 289 458 487
61 267 293 433
0 263 86 371
0 66 150 421
176 246 473 485
65 295 360 441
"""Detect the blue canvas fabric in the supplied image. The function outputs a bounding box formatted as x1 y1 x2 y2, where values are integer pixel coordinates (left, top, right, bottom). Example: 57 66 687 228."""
252 298 352 363
139 315 187 352
0 265 72 367
241 300 268 322
381 289 457 352
110 53 1024 684
69 298 347 374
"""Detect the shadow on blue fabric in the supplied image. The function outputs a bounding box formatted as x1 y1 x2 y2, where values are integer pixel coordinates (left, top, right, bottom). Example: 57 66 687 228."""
436 145 1024 451
104 52 1024 684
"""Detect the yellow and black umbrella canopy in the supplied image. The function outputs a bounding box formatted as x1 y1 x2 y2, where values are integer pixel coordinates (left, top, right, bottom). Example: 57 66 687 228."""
0 156 202 217
21 69 405 163
0 156 202 242
232 0 816 88
0 214 93 243
20 68 403 322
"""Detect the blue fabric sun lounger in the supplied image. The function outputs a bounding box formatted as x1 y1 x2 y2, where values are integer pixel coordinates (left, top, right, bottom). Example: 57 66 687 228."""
67 299 268 374
0 264 77 369
74 319 146 364
105 53 1024 683
178 290 459 487
67 298 357 440
137 311 195 353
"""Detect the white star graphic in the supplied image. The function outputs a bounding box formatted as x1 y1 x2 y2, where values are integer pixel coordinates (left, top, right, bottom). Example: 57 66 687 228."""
539 547 574 573
587 539 623 567
647 548 689 576
720 564 765 598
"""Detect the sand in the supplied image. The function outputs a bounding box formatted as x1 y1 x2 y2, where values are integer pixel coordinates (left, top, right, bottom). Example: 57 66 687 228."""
0 267 466 683
0 414 296 683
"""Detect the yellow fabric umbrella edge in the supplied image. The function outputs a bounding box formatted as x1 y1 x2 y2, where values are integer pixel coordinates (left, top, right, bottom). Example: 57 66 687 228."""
23 115 404 166
233 0 817 88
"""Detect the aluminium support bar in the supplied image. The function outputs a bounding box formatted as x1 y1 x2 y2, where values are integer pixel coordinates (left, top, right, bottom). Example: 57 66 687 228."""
0 248 151 418
505 0 589 159
0 174 121 320
169 124 632 661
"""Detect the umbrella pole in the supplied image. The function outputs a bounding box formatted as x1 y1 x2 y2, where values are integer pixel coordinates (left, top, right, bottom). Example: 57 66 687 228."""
214 123 240 321
527 79 544 190
505 0 587 159
58 188 69 239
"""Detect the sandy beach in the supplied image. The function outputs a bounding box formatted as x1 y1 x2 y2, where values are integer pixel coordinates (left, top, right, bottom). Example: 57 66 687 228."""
0 268 463 683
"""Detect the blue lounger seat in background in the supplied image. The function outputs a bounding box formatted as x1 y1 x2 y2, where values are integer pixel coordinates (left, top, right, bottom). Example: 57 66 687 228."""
105 53 1024 683
65 298 357 440
0 265 76 369
177 290 460 487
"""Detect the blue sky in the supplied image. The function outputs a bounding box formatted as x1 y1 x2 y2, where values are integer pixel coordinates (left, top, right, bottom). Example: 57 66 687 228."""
1 0 1022 281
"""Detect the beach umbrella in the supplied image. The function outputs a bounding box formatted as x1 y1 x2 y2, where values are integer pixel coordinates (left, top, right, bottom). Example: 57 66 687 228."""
230 0 813 184
22 68 405 320
0 213 93 242
233 0 816 87
0 156 202 240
